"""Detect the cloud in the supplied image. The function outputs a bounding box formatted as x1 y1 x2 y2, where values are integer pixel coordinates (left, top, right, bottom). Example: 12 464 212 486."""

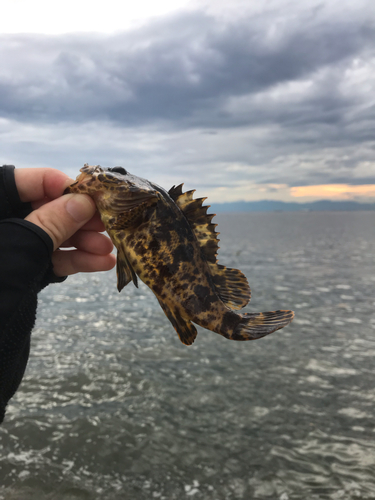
0 9 373 127
0 2 375 201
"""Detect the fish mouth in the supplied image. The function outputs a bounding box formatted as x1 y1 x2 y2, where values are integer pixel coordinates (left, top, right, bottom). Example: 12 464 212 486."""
64 172 92 194
64 181 78 194
64 165 157 213
81 164 103 176
64 165 105 194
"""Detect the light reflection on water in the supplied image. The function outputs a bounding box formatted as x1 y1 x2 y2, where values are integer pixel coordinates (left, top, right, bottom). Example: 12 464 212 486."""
1 211 375 499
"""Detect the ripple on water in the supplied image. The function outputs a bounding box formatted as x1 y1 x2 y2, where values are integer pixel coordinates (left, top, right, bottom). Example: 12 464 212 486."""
1 212 375 499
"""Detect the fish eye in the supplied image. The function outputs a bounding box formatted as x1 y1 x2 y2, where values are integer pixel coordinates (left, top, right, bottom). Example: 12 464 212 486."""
109 166 127 175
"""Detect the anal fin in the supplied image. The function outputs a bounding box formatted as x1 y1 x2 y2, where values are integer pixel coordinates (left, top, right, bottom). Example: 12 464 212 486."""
157 299 197 346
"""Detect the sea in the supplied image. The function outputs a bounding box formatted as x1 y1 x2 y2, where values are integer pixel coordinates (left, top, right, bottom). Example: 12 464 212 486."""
1 211 375 500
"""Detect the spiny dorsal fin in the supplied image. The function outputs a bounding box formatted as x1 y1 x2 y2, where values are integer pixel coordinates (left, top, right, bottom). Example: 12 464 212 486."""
168 184 184 200
209 264 251 310
169 184 219 263
169 184 250 310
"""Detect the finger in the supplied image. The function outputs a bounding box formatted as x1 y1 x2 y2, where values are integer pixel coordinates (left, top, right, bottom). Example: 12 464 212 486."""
31 198 52 210
52 250 116 277
14 168 73 202
26 194 96 251
80 212 106 232
32 200 105 232
60 231 114 255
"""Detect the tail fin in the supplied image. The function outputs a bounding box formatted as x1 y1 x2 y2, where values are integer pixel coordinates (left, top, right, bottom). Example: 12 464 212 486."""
231 310 294 341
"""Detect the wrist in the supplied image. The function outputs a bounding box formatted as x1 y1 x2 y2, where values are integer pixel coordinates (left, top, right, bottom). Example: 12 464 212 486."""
0 165 33 219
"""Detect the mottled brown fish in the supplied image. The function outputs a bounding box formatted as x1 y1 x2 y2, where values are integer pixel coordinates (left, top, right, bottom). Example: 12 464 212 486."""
65 165 294 345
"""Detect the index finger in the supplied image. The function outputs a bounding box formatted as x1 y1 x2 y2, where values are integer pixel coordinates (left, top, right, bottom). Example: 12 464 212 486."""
14 168 74 202
80 212 106 232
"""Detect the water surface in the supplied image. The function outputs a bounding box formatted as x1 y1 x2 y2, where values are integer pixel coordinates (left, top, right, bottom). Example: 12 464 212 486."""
1 211 375 499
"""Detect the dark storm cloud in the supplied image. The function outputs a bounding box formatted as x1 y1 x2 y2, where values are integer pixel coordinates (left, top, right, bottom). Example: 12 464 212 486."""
0 9 373 129
1 5 375 196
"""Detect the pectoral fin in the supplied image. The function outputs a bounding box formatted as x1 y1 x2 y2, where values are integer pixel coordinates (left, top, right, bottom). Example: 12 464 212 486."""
109 197 158 230
110 191 158 215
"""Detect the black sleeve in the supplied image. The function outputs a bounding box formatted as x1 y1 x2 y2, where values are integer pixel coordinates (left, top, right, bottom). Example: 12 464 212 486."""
0 165 66 423
0 165 33 219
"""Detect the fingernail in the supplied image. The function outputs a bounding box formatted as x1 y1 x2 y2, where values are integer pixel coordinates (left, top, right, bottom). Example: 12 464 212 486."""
66 194 95 222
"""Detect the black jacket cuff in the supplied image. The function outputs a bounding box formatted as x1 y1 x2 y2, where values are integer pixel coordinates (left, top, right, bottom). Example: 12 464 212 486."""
0 165 33 220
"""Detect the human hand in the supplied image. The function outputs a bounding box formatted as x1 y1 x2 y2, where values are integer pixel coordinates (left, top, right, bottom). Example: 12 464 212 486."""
14 168 116 277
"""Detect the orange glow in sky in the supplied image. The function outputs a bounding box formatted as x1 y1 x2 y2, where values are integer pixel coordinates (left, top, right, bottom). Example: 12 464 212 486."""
290 184 375 200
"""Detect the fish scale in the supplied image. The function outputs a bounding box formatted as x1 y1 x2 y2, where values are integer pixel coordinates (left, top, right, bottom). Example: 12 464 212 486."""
65 165 294 345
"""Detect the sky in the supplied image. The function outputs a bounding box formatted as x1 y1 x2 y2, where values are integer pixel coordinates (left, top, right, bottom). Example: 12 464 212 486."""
1 0 375 203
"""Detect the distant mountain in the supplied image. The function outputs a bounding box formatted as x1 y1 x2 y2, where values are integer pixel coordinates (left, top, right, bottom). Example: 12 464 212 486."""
210 199 375 213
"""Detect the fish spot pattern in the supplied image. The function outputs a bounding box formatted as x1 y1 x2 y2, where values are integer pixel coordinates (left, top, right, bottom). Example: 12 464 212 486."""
65 165 294 345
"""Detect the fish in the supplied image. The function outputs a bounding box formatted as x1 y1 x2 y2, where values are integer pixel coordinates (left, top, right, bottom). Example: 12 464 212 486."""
65 164 294 345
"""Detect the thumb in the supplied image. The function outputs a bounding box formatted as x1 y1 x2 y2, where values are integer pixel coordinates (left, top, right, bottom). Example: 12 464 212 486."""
25 193 96 251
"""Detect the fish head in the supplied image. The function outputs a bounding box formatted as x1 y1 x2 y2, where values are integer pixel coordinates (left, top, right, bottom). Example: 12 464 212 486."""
65 164 159 227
